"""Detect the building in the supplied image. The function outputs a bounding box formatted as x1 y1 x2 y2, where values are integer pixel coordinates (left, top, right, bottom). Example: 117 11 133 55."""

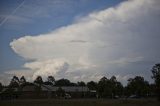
0 83 96 99
20 83 91 98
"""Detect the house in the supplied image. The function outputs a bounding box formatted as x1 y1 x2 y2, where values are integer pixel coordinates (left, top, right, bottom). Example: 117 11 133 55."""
20 83 91 98
20 83 39 99
41 85 90 98
1 83 96 99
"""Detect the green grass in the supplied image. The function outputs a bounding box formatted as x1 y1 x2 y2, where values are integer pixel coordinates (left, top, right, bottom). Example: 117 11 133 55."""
0 98 160 106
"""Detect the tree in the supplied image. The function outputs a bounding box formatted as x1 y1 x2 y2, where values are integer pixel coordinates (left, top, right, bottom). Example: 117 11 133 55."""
100 76 108 82
55 78 71 86
110 76 117 82
43 76 55 85
97 76 123 98
77 81 86 86
33 76 43 96
87 81 97 90
12 76 19 82
97 76 112 98
19 76 26 85
48 76 55 84
126 76 150 97
34 76 43 85
56 87 65 97
109 76 123 97
151 63 160 100
0 82 3 91
9 76 20 88
70 82 77 86
114 82 123 97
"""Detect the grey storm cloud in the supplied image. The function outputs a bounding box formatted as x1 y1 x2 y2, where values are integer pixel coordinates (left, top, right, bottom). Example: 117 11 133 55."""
69 40 88 43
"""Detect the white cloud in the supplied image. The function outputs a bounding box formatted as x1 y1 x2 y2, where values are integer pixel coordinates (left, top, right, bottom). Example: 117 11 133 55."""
9 0 160 84
24 59 69 80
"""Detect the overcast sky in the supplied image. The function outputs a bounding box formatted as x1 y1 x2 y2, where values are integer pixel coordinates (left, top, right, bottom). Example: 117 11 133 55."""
0 0 160 85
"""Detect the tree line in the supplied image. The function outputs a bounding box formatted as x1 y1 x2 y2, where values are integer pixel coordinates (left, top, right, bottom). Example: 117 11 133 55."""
0 63 160 100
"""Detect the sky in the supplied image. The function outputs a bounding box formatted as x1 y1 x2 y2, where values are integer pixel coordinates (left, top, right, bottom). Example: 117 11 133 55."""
0 0 160 85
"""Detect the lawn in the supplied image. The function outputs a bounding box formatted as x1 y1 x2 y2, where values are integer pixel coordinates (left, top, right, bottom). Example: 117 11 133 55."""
0 98 159 106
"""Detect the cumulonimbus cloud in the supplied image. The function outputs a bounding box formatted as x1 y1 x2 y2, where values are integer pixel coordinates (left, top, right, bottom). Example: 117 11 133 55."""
10 0 160 83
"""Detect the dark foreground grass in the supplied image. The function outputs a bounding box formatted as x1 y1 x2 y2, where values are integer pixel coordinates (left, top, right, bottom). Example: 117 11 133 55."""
0 98 160 106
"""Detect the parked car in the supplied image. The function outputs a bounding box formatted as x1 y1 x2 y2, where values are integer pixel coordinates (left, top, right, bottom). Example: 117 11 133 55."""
64 93 71 99
114 95 119 99
128 95 140 99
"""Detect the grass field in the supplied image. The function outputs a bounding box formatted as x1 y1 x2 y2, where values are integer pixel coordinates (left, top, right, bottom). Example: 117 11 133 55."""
0 98 160 106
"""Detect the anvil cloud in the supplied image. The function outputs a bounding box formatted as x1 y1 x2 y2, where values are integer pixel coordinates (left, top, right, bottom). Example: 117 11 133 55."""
10 0 160 84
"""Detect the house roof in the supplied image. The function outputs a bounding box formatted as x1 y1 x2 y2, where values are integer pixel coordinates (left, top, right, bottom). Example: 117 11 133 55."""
0 87 18 94
21 83 89 92
22 85 35 91
61 86 89 92
41 85 89 92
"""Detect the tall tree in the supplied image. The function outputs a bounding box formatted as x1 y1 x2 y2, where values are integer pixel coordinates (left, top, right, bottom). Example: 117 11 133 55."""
19 76 26 85
97 76 123 98
87 81 97 90
110 76 117 82
0 82 3 91
56 87 65 97
44 76 55 85
48 76 55 84
98 76 112 98
34 76 43 85
55 78 71 86
126 76 150 97
151 63 160 100
114 82 123 97
9 76 19 88
110 76 123 97
77 81 86 86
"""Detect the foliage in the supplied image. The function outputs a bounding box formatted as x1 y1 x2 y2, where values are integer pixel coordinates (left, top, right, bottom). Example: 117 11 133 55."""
126 76 150 97
43 76 55 85
1 69 158 100
55 78 71 86
48 76 55 84
87 81 97 90
19 76 26 85
77 81 86 86
34 76 43 85
9 76 20 88
56 87 65 97
0 82 3 91
97 76 123 98
151 63 160 100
